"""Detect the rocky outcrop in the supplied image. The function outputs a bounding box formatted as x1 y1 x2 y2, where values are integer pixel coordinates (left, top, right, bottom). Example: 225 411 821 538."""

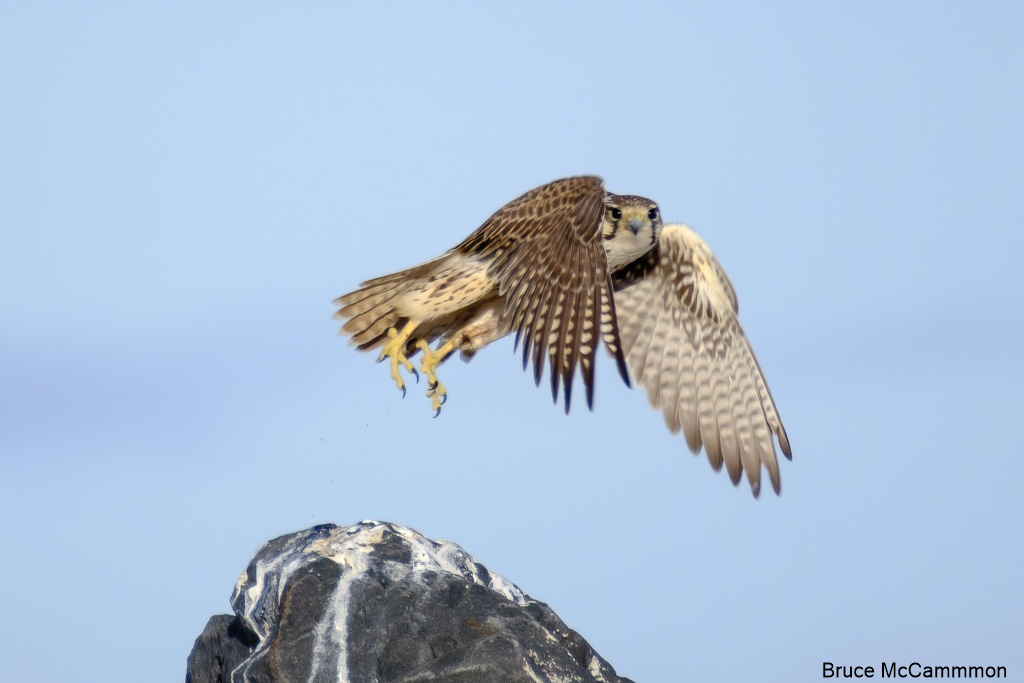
186 521 632 683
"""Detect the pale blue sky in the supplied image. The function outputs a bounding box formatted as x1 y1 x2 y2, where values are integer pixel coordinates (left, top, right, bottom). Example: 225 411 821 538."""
2 3 1022 681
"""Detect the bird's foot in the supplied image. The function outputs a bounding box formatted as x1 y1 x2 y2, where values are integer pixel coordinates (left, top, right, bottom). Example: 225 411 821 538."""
416 339 452 416
377 324 418 397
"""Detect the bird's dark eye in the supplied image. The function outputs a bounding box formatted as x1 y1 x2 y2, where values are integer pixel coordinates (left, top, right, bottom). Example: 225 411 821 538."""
609 207 622 220
648 207 659 220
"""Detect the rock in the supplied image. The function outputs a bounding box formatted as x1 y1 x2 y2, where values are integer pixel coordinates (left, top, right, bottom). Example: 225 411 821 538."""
186 615 257 683
186 521 632 683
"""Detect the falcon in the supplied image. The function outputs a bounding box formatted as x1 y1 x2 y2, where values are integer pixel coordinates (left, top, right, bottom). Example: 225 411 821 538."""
334 176 791 496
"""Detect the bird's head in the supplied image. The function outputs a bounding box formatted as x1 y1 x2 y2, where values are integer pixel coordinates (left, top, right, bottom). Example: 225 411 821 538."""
602 193 662 271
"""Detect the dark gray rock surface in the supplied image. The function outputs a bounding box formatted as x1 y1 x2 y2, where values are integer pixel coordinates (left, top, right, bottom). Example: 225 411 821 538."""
186 521 633 683
186 615 257 683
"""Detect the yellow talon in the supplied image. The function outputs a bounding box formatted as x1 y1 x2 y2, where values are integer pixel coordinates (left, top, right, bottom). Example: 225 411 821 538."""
425 386 445 416
377 322 418 396
416 339 456 415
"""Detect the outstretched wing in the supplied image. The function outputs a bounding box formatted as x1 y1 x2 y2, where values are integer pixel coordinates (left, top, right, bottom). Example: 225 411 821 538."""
612 223 791 497
457 176 630 411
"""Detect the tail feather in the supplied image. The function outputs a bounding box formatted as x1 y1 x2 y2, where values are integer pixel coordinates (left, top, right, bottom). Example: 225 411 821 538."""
336 293 405 349
336 253 458 350
334 281 407 320
347 309 402 348
334 260 441 350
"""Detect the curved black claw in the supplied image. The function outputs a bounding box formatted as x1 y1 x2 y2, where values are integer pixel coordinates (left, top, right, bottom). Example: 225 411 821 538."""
411 367 419 383
433 408 441 419
441 393 448 406
401 385 406 399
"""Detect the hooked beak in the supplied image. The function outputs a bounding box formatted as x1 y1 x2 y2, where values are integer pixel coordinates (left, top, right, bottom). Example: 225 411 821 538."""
628 217 643 235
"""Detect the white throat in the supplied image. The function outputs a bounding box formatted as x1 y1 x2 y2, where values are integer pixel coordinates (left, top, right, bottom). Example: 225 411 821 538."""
605 230 655 271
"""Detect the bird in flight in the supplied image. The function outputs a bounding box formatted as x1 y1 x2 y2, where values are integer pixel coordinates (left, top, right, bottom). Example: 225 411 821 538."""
334 176 791 496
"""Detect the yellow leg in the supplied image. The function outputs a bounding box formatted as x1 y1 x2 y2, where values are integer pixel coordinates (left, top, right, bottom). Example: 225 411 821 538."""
416 338 458 416
377 322 418 396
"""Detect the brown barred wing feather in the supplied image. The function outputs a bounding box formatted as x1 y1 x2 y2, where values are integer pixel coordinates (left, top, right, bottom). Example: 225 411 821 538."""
457 176 630 411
